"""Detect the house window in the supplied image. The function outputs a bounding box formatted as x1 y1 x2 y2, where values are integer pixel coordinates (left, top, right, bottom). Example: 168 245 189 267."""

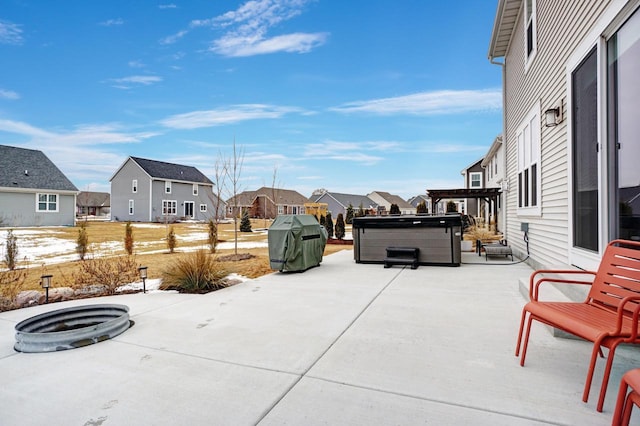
524 0 537 66
200 204 207 212
162 200 177 215
132 179 137 193
193 184 198 196
517 103 541 215
129 200 134 215
165 181 171 194
36 193 58 212
277 205 284 215
470 172 482 188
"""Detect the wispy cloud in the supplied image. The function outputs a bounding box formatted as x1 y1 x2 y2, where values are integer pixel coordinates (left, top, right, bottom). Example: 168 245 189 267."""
160 104 304 129
159 4 177 9
330 89 502 115
303 140 400 165
99 18 124 27
160 0 328 57
128 60 145 68
108 75 163 89
0 88 20 100
0 20 23 45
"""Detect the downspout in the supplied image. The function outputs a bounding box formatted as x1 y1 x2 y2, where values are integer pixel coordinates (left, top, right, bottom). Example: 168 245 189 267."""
490 56 508 242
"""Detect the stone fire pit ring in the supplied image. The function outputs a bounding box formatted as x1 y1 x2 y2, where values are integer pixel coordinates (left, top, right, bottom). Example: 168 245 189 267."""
14 304 131 353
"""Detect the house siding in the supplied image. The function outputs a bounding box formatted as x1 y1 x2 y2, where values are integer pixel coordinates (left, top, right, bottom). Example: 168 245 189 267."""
0 191 76 227
110 159 151 222
502 0 611 268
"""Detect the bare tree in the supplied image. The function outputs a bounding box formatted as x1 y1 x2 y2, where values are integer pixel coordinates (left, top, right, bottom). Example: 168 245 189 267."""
270 166 282 220
225 139 245 256
210 152 229 224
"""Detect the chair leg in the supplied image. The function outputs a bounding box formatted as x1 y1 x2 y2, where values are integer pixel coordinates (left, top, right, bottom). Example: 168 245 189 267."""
622 392 640 426
582 343 603 404
596 341 621 412
516 309 528 357
520 315 534 366
612 377 630 426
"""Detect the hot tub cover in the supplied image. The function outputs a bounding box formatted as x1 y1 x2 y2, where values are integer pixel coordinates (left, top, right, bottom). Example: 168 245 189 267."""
268 214 327 272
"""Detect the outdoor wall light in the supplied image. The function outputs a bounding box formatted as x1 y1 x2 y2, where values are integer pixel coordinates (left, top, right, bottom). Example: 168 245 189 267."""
545 106 561 127
40 274 52 303
138 266 148 294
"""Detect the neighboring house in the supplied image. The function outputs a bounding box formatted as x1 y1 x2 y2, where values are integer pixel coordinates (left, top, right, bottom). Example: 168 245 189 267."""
226 186 308 218
76 191 110 217
488 0 640 271
407 194 432 213
110 156 225 222
460 158 485 217
367 191 415 215
0 144 78 227
310 191 378 219
481 135 505 231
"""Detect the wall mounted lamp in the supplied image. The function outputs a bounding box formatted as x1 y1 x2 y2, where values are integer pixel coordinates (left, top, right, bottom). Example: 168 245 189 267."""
545 102 562 127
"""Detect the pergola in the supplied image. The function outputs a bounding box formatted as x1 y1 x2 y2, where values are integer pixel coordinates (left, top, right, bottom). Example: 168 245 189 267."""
426 188 502 228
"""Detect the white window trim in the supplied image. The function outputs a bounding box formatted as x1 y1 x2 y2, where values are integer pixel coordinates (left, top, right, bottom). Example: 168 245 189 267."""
200 204 207 212
36 193 59 212
524 0 538 73
165 180 171 194
162 200 177 216
129 199 134 215
470 172 482 188
193 184 198 196
132 179 137 193
277 205 284 215
516 102 542 217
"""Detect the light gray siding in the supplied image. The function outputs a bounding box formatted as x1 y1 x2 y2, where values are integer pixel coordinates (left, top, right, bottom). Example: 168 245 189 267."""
0 191 76 227
110 158 152 222
501 0 611 268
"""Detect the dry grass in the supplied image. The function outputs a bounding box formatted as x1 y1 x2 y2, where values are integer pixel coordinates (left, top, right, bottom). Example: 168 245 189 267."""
2 219 352 295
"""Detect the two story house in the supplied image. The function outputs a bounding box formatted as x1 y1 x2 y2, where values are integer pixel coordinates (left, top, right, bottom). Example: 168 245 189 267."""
110 156 224 222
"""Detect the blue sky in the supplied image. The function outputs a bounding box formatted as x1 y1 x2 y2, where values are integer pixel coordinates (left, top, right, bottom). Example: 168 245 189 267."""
0 0 502 200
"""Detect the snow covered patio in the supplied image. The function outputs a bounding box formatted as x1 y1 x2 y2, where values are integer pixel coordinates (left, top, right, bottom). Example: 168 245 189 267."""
0 250 638 425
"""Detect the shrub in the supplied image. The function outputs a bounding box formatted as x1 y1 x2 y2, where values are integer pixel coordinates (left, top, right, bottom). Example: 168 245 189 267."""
160 250 229 293
0 268 27 311
335 213 346 239
4 229 18 270
77 222 89 260
240 210 252 232
357 203 366 217
416 200 428 214
389 203 401 215
446 201 458 213
124 222 134 255
69 255 140 295
167 226 177 253
346 204 354 224
207 218 218 254
319 215 326 226
325 212 334 238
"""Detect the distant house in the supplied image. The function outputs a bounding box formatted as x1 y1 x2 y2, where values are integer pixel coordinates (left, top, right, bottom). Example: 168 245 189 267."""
367 191 414 215
460 158 485 217
110 156 225 222
407 194 433 214
0 144 78 227
310 191 378 219
227 186 308 219
481 135 505 231
76 191 110 217
488 0 640 270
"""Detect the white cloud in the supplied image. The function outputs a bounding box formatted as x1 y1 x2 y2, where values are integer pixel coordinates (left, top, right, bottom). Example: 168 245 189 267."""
211 32 328 57
128 60 145 68
0 89 20 100
160 104 303 129
160 30 189 45
330 89 502 115
0 20 23 45
108 75 162 89
100 18 124 27
303 140 399 165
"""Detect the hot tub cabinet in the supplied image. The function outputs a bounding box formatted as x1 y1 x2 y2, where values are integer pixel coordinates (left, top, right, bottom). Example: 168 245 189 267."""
352 215 462 267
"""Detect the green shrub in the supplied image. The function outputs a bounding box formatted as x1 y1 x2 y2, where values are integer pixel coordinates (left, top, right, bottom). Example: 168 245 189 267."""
416 200 428 214
4 229 18 270
160 250 229 293
389 203 401 215
325 212 334 238
77 222 89 260
346 204 354 224
335 213 346 239
240 210 252 232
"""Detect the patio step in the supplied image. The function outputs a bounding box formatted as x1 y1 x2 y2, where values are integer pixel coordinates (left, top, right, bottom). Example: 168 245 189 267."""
384 247 419 269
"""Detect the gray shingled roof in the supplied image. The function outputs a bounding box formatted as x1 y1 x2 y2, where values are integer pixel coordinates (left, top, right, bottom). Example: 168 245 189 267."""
312 191 378 209
370 191 414 209
77 191 110 207
228 187 309 206
131 156 213 185
0 145 78 191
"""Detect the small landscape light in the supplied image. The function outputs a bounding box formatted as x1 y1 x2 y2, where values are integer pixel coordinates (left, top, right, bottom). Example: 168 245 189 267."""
138 266 148 294
40 274 53 304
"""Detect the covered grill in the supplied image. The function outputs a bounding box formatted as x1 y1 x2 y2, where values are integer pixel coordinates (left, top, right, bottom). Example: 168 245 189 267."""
268 215 328 272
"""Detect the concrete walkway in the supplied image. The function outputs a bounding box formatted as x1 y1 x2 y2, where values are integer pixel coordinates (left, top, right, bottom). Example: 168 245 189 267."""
1 250 638 425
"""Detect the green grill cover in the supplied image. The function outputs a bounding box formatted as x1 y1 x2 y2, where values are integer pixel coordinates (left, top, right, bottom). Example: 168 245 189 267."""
268 214 328 272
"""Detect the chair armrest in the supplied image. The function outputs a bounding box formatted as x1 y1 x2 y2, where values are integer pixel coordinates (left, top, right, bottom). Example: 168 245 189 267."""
616 296 640 338
529 270 596 301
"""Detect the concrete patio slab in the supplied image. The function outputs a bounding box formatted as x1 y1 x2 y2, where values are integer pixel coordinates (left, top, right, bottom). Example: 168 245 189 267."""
1 250 639 425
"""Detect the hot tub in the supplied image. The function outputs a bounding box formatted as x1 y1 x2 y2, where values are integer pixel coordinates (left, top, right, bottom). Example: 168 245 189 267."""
352 215 462 267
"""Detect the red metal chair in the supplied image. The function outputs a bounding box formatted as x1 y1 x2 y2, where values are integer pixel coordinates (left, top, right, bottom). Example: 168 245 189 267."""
612 369 640 426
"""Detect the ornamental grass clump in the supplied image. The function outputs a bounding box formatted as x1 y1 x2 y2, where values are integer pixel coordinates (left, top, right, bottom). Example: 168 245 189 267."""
160 250 229 294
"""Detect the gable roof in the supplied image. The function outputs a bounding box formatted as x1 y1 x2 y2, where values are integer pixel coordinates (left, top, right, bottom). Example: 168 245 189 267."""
369 191 414 209
481 135 503 167
312 191 378 210
460 157 484 174
229 187 309 206
488 0 521 60
77 191 110 207
0 144 78 192
407 194 430 207
112 156 213 185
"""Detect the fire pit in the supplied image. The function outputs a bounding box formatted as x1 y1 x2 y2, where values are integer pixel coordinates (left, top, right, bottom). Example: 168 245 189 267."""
14 304 131 353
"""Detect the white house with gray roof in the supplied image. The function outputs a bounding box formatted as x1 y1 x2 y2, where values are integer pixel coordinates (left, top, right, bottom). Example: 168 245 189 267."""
310 191 379 219
0 144 79 227
110 156 225 222
367 191 415 215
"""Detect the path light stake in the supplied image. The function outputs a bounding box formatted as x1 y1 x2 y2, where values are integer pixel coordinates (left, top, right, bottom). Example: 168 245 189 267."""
40 274 52 304
138 266 148 294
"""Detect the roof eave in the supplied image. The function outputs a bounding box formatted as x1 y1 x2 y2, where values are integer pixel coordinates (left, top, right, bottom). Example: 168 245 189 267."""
488 0 521 61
